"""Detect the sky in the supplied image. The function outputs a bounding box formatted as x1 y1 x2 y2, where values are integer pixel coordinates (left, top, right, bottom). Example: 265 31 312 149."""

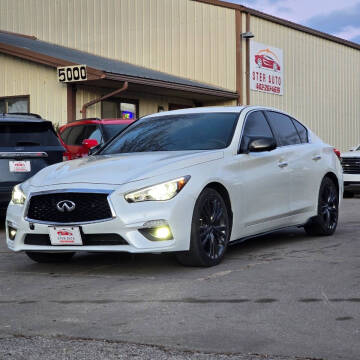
228 0 360 44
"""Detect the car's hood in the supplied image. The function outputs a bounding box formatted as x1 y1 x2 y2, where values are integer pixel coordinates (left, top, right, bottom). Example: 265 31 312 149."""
28 150 224 187
341 151 360 158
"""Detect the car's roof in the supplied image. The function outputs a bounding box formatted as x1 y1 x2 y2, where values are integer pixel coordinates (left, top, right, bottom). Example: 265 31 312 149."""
60 118 135 130
143 106 293 119
0 113 51 124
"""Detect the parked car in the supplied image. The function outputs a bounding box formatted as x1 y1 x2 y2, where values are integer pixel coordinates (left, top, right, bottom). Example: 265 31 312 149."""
340 145 360 197
255 54 281 71
58 118 135 160
0 113 64 213
6 106 342 266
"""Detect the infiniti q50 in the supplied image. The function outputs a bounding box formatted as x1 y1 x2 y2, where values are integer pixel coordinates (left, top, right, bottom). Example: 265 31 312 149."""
6 106 343 267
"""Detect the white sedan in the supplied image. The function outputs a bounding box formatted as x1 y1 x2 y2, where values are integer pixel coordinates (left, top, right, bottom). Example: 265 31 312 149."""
6 106 343 267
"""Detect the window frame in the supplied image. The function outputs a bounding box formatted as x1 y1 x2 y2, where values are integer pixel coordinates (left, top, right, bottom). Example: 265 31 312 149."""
290 117 309 144
238 110 276 154
0 95 30 113
101 98 139 120
263 110 302 148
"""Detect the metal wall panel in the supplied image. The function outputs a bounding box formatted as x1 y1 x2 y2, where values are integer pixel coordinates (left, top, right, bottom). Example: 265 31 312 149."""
0 0 236 91
0 54 67 125
250 16 360 151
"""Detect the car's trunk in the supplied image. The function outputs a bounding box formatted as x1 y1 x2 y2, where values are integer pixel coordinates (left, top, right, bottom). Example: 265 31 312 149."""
0 121 64 205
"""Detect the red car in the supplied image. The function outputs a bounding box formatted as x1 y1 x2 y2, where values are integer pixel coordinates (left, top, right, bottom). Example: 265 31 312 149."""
58 118 135 160
255 54 281 71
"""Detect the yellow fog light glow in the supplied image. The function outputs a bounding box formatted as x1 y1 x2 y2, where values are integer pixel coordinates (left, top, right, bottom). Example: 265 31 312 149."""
9 229 17 239
11 185 26 205
154 226 171 239
125 176 190 203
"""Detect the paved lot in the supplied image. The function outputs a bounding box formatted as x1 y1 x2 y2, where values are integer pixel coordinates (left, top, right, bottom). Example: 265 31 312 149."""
0 199 359 360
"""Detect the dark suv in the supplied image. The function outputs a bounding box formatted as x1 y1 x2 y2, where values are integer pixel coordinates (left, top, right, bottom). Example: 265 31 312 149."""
0 113 64 212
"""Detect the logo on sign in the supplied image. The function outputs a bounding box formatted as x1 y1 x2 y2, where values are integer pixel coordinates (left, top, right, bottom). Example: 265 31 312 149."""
57 230 73 236
250 41 283 96
56 200 76 213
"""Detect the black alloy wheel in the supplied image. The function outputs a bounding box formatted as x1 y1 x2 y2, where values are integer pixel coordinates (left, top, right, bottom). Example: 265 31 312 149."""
176 188 230 267
305 177 339 236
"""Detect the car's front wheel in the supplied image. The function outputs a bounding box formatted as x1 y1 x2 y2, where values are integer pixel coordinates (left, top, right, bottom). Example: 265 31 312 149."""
25 252 75 263
304 177 339 236
176 188 230 267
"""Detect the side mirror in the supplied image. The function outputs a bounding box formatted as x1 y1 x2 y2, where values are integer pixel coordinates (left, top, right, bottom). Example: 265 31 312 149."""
88 144 102 156
248 138 276 153
82 138 99 151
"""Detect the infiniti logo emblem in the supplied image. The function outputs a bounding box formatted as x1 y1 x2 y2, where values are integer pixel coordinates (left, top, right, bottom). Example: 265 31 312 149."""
56 200 76 213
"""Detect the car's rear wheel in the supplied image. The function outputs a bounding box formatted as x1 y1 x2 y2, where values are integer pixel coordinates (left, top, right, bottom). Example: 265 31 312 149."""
25 252 75 263
176 188 230 267
304 177 339 236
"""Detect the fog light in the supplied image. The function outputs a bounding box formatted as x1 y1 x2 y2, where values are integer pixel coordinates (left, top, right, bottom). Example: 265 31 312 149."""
8 226 17 241
139 224 173 241
154 226 171 239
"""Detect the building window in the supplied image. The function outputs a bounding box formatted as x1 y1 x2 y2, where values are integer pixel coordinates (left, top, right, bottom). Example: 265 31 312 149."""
102 99 138 120
0 96 30 113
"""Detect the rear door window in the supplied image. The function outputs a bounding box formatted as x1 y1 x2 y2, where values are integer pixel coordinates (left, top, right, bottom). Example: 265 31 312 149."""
0 122 60 147
265 111 301 146
291 118 308 143
240 111 274 153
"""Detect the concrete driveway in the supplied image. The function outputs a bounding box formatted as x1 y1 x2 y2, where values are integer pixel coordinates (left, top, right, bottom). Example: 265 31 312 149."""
0 199 359 360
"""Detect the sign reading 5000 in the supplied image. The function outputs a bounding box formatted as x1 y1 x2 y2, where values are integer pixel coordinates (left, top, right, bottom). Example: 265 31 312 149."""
57 65 87 83
250 42 283 96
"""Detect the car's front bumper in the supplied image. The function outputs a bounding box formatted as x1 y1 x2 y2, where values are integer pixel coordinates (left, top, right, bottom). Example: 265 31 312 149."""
6 186 195 254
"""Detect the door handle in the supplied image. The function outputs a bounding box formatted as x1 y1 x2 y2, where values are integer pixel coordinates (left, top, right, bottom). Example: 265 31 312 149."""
312 155 322 161
278 161 288 168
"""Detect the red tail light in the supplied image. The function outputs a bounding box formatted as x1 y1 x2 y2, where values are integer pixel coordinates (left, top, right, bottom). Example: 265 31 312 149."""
333 148 341 159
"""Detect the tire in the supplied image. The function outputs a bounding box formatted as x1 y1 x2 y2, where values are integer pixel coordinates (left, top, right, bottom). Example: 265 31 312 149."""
176 188 230 267
25 252 75 263
343 191 354 198
304 177 339 236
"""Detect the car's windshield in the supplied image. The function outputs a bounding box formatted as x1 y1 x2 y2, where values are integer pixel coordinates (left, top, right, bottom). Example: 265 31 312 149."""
100 112 239 154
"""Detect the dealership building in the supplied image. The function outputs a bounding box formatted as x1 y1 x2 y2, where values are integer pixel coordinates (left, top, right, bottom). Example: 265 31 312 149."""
0 0 359 150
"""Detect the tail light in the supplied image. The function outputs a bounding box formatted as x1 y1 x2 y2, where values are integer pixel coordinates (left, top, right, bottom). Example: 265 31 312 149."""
333 148 341 159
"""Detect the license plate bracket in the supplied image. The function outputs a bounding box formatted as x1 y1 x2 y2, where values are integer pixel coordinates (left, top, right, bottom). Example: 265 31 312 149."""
9 160 31 172
49 226 83 246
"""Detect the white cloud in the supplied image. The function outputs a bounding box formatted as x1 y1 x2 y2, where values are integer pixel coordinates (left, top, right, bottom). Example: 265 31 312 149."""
334 26 360 41
232 0 360 23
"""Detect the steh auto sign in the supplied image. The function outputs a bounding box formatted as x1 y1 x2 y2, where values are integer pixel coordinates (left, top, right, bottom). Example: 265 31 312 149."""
250 41 283 96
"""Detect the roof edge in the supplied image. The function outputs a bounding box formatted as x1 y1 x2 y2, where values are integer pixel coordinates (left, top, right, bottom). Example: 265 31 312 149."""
193 0 360 51
0 29 37 40
104 73 238 99
0 41 105 79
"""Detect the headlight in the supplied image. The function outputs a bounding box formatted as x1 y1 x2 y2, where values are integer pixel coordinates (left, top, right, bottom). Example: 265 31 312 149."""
11 184 26 205
125 176 190 203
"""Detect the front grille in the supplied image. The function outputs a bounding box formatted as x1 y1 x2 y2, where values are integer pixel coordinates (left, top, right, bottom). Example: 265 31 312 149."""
341 157 360 174
24 233 128 246
27 192 113 223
